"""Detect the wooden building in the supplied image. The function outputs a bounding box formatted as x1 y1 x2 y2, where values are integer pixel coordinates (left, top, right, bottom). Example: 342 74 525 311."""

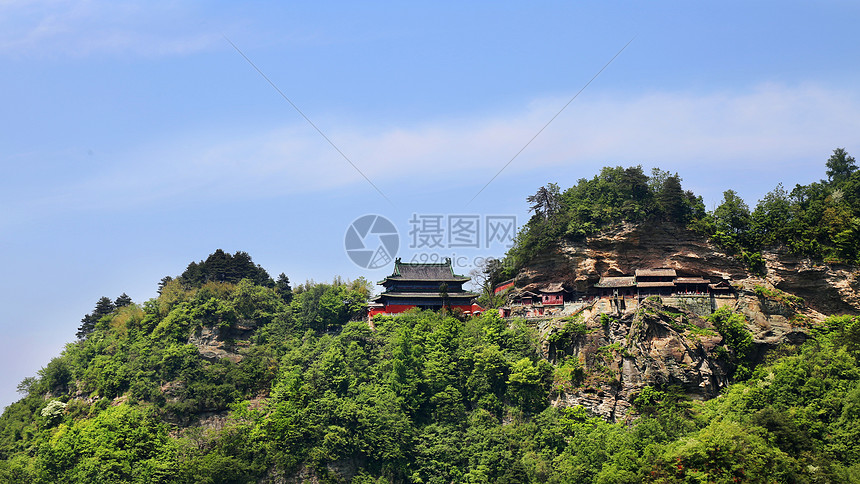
674 277 710 295
540 282 566 306
510 291 539 306
708 280 733 294
593 269 733 299
633 268 674 297
594 276 636 298
499 283 571 317
368 258 481 317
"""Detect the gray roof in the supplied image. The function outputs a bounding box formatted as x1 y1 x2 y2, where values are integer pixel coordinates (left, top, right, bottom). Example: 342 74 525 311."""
541 282 566 293
674 277 709 284
636 281 676 288
381 258 470 283
594 276 636 288
635 268 677 277
377 291 478 298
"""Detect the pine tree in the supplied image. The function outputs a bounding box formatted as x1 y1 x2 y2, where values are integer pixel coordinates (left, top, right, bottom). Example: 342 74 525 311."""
276 273 293 303
76 296 116 339
114 293 132 307
657 174 687 222
178 250 273 288
826 148 857 187
157 276 173 295
527 183 561 220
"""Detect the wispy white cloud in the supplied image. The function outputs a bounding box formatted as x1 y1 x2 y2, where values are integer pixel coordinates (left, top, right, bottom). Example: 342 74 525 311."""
6 82 859 223
0 0 220 58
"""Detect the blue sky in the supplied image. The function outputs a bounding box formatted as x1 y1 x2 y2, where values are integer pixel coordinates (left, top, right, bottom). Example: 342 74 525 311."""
2 1 859 409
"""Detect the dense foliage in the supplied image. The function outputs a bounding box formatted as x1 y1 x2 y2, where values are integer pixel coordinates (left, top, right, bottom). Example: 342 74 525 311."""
176 249 275 289
501 149 860 282
2 261 860 482
695 148 860 269
501 167 705 278
3 147 860 482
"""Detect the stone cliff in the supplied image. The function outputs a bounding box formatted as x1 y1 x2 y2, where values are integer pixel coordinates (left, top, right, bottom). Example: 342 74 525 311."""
548 297 727 422
515 222 859 315
511 222 859 421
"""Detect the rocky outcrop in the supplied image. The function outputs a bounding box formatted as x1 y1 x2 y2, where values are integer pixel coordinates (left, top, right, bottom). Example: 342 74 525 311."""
516 222 747 295
515 222 859 315
547 290 822 422
518 222 859 421
264 458 365 484
762 251 860 315
187 321 256 363
549 298 729 422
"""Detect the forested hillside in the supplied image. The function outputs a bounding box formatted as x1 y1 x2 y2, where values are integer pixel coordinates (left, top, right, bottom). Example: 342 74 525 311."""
2 281 859 482
1 151 859 483
3 271 860 483
500 148 860 280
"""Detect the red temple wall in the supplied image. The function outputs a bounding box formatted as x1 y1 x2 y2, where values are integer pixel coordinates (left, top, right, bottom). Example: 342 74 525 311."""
369 303 483 318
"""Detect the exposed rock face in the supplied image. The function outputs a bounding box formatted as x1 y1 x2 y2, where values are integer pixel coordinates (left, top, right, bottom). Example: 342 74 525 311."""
516 222 748 295
517 222 859 421
187 321 255 363
763 251 860 315
515 222 859 315
549 298 729 422
264 459 364 484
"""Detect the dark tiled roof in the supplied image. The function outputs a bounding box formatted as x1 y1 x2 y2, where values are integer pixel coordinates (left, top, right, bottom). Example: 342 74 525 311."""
383 258 470 282
377 291 478 299
636 281 676 288
635 268 677 277
674 277 710 284
541 282 566 293
594 276 636 288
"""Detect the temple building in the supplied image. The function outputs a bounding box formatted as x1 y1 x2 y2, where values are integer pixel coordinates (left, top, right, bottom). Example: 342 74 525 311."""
498 283 571 318
368 258 482 317
674 276 711 295
634 268 677 297
594 276 636 298
594 268 732 298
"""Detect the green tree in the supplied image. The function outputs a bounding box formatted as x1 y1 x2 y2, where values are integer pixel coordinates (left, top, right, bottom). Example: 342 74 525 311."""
36 405 177 483
114 293 132 307
656 174 687 223
713 189 751 252
179 249 273 288
157 276 173 295
707 307 753 379
656 420 798 483
438 282 449 312
77 296 116 340
507 357 552 414
826 147 858 187
750 183 791 248
527 183 561 220
275 273 293 304
648 167 672 194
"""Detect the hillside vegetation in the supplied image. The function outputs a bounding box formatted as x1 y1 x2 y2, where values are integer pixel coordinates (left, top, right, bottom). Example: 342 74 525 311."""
502 149 860 280
2 279 859 482
2 151 859 483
